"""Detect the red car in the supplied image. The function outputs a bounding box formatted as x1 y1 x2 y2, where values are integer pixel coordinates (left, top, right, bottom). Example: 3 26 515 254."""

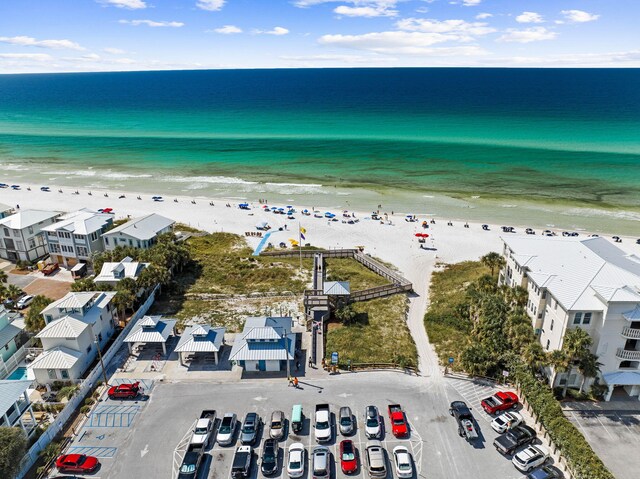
340 440 358 474
56 454 99 473
388 404 408 438
108 382 141 400
481 391 519 415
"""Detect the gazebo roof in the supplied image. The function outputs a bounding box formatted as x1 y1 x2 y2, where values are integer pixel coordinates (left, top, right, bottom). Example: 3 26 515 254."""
124 316 177 344
323 281 351 295
174 325 225 353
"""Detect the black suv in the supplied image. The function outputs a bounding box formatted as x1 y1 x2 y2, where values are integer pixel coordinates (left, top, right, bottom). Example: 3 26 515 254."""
449 401 478 441
261 439 279 476
494 425 536 455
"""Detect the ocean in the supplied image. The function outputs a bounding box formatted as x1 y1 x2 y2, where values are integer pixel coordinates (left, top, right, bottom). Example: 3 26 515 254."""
1 68 639 232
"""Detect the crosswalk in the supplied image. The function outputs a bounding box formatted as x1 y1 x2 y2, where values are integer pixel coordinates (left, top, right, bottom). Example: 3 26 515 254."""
67 446 119 458
88 405 140 427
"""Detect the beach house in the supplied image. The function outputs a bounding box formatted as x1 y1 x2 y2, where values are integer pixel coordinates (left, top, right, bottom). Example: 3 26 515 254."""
0 306 28 379
0 379 38 437
101 213 175 251
229 317 295 372
0 209 60 262
42 208 113 267
30 291 117 384
500 236 640 401
94 256 149 288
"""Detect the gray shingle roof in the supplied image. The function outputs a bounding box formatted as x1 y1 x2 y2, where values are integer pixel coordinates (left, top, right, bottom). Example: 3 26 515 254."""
102 213 175 241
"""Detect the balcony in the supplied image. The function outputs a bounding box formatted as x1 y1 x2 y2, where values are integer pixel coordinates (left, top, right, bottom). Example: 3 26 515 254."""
621 327 640 339
615 348 640 360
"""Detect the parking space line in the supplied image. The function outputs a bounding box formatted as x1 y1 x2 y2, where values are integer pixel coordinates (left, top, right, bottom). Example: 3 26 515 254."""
67 446 118 458
569 411 591 442
594 415 615 440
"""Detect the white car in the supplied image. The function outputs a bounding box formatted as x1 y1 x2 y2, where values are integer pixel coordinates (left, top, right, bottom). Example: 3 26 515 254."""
512 445 549 472
287 442 305 478
364 406 381 439
491 411 523 434
392 446 413 479
16 295 34 310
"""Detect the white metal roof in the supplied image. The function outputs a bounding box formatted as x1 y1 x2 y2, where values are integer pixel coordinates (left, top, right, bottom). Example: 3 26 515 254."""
42 209 112 235
0 321 23 348
42 291 115 319
36 316 89 339
243 327 283 341
174 325 225 353
94 257 149 283
229 317 294 362
0 203 11 213
29 346 82 370
0 380 32 416
323 281 351 295
503 236 640 311
0 209 59 230
102 213 175 241
124 316 177 344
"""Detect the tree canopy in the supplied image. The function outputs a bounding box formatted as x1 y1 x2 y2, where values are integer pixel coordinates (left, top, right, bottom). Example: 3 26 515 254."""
25 295 53 333
0 427 27 479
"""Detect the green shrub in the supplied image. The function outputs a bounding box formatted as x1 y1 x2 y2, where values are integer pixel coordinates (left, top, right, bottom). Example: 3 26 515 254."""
84 397 95 406
80 405 91 415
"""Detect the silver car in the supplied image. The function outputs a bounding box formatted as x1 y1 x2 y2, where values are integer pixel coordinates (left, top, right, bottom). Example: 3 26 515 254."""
364 406 381 439
365 440 387 478
270 410 285 440
312 446 331 479
218 413 237 446
339 407 354 436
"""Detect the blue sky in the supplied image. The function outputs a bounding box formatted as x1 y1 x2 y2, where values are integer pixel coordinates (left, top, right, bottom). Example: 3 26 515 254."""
0 0 638 72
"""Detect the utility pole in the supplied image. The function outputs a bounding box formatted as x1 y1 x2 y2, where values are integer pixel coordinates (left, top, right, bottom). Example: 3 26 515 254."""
94 331 109 386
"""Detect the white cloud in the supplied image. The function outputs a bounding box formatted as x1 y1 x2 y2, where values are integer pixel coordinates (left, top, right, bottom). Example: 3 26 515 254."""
561 10 600 23
103 47 126 54
0 53 52 61
334 5 398 18
213 25 242 34
196 0 225 11
476 13 492 19
396 18 495 37
119 19 184 27
0 35 84 50
318 31 487 55
100 0 146 9
255 27 290 35
462 0 481 6
498 27 557 43
516 12 544 24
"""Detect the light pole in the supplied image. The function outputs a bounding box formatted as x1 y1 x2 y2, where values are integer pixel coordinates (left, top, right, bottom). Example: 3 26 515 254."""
93 331 108 386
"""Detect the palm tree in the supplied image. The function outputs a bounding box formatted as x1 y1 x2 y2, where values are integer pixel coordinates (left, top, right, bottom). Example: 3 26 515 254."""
548 349 570 390
481 252 506 277
578 353 602 395
558 328 594 397
0 270 7 283
5 284 23 300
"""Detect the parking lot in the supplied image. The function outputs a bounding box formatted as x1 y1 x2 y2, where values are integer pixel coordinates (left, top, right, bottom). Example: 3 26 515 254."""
565 407 640 479
56 372 552 479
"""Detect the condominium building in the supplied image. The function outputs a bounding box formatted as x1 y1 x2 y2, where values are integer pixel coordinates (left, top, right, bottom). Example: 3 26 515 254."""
500 236 640 401
0 209 60 262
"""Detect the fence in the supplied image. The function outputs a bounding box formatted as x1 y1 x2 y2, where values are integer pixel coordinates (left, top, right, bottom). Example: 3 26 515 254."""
0 337 36 380
16 285 160 479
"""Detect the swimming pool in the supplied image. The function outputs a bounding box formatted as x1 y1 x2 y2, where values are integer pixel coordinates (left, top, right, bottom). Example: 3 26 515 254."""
6 367 28 380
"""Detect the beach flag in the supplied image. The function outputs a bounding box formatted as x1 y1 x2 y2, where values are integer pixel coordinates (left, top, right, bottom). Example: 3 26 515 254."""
299 226 306 240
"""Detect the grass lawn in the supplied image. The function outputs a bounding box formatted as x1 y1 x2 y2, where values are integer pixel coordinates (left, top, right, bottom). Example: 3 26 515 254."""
324 258 390 290
326 294 416 368
424 260 490 369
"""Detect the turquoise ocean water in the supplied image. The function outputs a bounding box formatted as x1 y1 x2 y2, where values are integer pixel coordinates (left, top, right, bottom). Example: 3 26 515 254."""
0 68 639 230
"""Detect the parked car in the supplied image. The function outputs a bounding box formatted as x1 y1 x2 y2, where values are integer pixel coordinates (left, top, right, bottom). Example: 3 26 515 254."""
340 440 358 474
494 425 537 455
261 439 279 476
241 412 261 445
231 445 253 479
388 404 408 438
270 410 285 440
449 401 478 441
314 404 332 443
490 411 523 434
291 404 304 434
16 294 34 309
311 446 331 479
55 454 99 473
527 465 561 479
178 444 205 479
481 391 519 415
287 442 306 478
107 382 141 400
191 410 216 447
512 445 550 472
365 440 387 478
339 406 355 436
392 446 413 479
218 413 238 446
364 405 381 439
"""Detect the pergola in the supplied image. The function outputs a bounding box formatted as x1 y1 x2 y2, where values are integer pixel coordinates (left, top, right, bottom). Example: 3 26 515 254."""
124 315 177 355
174 325 225 365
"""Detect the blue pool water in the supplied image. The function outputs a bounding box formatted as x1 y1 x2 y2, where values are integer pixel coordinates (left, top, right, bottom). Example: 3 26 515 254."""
7 367 28 380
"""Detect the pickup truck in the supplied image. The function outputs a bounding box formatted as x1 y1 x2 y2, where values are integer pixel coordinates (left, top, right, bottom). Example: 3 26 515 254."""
178 444 205 479
481 391 519 415
231 445 253 479
388 404 408 438
493 425 536 455
191 410 216 447
449 401 478 442
314 404 332 443
42 262 59 276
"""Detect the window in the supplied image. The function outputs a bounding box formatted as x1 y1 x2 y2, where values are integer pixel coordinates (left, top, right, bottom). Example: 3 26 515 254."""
546 340 550 350
28 226 34 234
3 228 8 237
86 345 92 353
77 246 88 257
550 320 554 331
573 312 582 325
60 370 69 379
583 312 592 325
49 243 60 253
542 291 546 299
28 238 35 248
47 369 57 380
104 237 109 245
13 230 19 237
15 240 24 250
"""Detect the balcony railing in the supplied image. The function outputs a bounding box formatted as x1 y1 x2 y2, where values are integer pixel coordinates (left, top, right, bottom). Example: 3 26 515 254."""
615 348 640 360
621 327 640 339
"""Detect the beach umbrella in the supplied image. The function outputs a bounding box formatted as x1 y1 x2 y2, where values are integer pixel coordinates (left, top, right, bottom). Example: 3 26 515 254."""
271 206 278 210
256 221 269 229
262 205 269 209
286 205 293 209
414 233 423 237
